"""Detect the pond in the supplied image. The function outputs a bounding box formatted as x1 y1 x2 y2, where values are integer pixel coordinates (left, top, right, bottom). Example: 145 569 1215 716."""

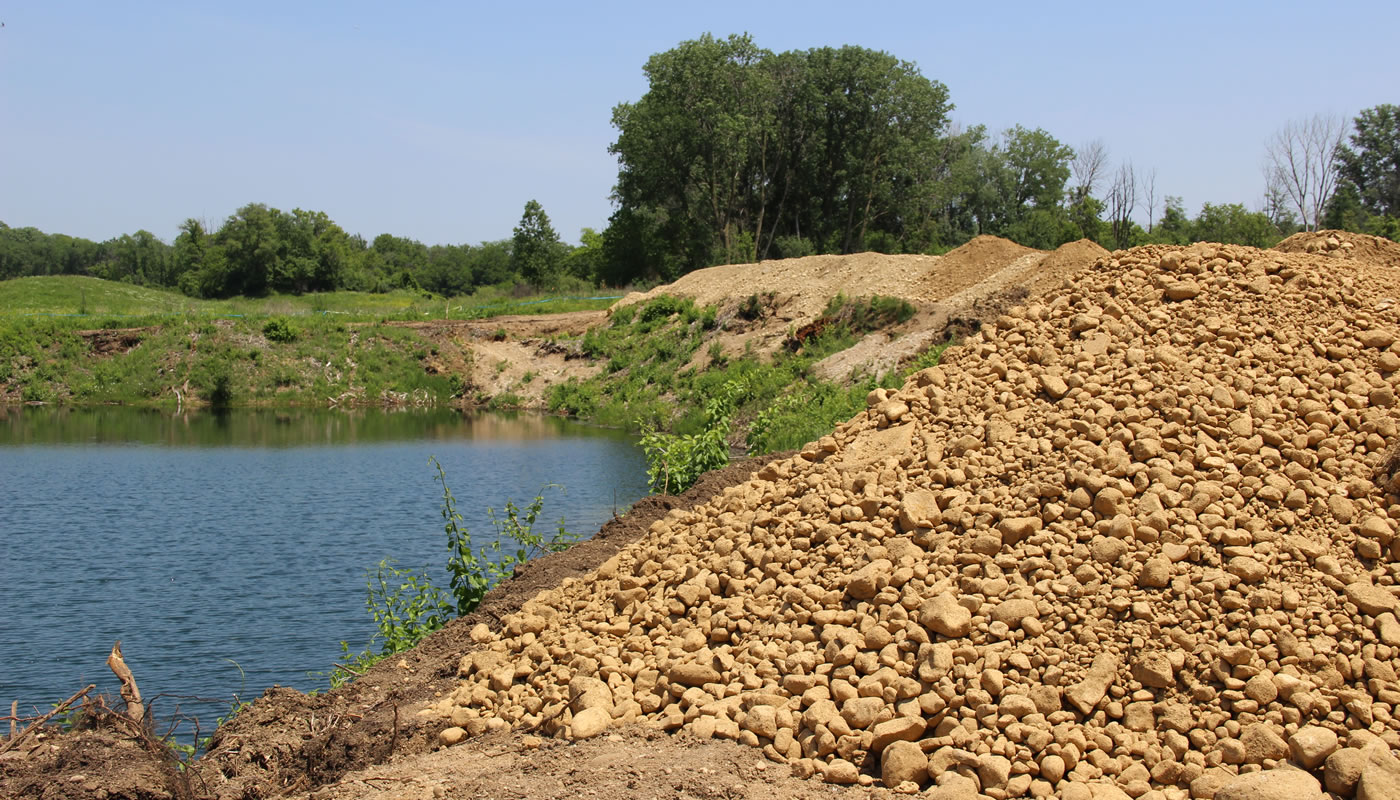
0 406 649 740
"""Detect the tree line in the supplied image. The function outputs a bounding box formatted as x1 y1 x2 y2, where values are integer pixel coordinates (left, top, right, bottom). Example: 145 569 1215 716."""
2 33 1396 295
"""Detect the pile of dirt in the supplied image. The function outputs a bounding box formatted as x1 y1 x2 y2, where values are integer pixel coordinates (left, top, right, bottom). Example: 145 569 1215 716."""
420 240 1400 798
1031 239 1112 295
1274 230 1400 269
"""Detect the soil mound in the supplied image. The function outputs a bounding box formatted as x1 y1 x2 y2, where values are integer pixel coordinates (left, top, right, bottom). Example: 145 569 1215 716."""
1274 229 1400 268
936 235 1042 278
1033 238 1111 293
422 241 1400 797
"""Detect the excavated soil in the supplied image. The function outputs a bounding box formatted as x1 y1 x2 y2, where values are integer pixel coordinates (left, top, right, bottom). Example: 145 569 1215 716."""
389 232 1400 800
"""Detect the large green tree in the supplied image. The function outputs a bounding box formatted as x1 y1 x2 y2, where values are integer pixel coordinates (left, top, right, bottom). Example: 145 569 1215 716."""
607 35 953 281
1338 104 1400 220
511 200 562 287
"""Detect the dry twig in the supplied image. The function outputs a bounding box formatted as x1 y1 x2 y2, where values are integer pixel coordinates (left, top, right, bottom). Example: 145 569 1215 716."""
0 684 94 755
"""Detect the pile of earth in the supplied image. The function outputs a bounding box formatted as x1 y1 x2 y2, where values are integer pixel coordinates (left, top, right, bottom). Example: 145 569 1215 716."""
418 233 1400 799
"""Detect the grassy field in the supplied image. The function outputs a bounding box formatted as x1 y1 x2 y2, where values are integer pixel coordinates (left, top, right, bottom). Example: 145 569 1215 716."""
0 275 619 321
0 276 619 408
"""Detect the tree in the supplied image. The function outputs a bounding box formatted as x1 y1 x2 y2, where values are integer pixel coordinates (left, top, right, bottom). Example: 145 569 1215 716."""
1070 139 1109 203
607 35 952 280
1142 168 1158 234
1263 113 1345 231
1338 104 1400 220
511 200 562 287
1105 162 1137 249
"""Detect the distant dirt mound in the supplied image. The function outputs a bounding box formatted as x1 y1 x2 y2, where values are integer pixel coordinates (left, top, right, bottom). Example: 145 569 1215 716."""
936 234 1041 276
1031 238 1111 292
1274 229 1400 268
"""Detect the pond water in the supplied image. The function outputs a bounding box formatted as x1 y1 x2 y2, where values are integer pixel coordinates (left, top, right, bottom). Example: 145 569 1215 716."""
0 406 649 740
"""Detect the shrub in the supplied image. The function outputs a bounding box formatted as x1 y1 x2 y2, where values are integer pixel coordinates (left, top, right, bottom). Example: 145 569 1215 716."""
262 317 298 343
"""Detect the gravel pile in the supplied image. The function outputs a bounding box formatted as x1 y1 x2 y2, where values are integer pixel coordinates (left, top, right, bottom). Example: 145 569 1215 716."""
430 234 1400 800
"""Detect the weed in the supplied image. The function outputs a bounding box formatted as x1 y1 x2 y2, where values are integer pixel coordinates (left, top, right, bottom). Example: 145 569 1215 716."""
327 460 575 687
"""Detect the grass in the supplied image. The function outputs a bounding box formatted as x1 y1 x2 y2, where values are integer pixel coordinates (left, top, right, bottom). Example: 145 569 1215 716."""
0 275 618 322
0 275 621 408
547 293 952 455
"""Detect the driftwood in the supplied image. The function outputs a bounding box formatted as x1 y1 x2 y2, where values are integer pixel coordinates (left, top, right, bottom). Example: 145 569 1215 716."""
106 641 145 725
0 684 94 755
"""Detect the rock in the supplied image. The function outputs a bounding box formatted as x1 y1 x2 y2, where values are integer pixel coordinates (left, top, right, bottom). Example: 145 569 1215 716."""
976 754 1011 790
1358 751 1400 800
742 704 778 739
1346 581 1398 616
1139 555 1172 588
1132 652 1176 689
570 706 611 739
1039 754 1066 783
1326 748 1367 796
438 726 466 746
870 716 925 752
990 598 1038 626
920 594 972 638
847 559 892 600
1360 516 1395 545
569 675 613 712
1288 725 1338 769
668 662 720 686
841 696 885 730
898 489 943 531
1214 766 1324 800
823 758 860 785
881 740 927 788
1066 653 1119 715
1165 280 1202 300
1359 329 1396 348
1242 723 1289 763
1040 373 1069 399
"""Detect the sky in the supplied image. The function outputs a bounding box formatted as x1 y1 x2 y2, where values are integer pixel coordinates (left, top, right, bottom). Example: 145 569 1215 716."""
2 1 1396 247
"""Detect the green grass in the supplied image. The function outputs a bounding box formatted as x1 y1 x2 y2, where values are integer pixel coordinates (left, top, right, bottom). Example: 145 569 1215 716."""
547 293 951 455
0 275 618 322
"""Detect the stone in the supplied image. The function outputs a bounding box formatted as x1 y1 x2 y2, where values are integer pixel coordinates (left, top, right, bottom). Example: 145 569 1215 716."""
668 662 721 686
1325 748 1367 796
571 706 611 739
438 726 466 746
1346 581 1398 616
1288 725 1338 769
1132 652 1175 689
1066 653 1119 715
1040 373 1069 399
1242 723 1289 763
976 754 1011 790
1358 752 1400 800
742 705 778 739
569 675 613 712
881 740 928 788
920 594 972 638
1214 767 1324 800
990 598 1039 626
1165 281 1202 300
823 758 860 784
898 489 943 531
870 716 925 752
1039 754 1066 783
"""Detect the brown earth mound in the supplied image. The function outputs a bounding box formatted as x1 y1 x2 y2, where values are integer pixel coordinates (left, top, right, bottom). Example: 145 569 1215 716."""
1274 230 1400 269
1031 238 1112 294
418 241 1400 798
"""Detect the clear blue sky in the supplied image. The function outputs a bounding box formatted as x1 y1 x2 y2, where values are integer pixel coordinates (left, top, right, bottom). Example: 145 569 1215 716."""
2 1 1396 246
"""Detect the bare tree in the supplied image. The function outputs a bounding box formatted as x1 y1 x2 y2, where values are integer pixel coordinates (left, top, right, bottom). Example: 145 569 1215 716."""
1071 139 1109 201
1106 161 1137 249
1263 113 1345 231
1143 168 1158 233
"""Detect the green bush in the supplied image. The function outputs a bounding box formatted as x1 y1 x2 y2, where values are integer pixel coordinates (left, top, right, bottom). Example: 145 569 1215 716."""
262 317 298 343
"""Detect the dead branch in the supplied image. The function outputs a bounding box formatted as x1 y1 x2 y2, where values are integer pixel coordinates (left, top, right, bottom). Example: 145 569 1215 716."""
107 640 145 726
0 684 94 755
